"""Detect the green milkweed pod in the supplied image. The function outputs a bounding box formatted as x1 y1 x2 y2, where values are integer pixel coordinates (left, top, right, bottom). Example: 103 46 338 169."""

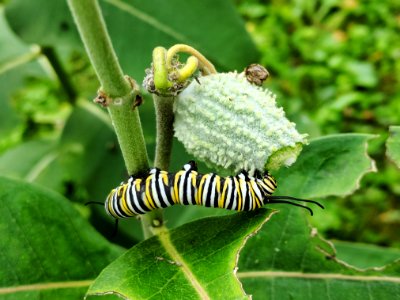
173 71 307 172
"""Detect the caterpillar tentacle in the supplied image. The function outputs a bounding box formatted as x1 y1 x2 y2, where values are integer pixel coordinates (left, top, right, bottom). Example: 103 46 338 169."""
104 161 323 218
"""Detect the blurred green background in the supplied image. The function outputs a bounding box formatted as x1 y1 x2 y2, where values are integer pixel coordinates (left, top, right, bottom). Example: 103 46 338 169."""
1 0 399 248
237 0 400 247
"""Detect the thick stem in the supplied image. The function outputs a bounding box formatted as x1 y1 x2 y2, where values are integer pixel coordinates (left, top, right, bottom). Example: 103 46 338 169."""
67 0 148 176
68 0 157 237
153 95 175 170
107 94 149 175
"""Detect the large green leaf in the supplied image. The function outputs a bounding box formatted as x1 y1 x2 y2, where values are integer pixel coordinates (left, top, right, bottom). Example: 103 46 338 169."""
274 134 377 198
333 240 400 269
0 7 32 65
4 0 259 79
233 133 399 298
58 101 122 190
0 176 124 299
238 207 400 299
0 139 64 191
386 126 400 169
87 209 275 299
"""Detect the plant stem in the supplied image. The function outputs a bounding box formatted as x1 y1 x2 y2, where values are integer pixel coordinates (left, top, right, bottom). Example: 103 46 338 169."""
67 0 149 176
153 95 175 170
140 94 176 239
68 0 160 238
107 97 149 175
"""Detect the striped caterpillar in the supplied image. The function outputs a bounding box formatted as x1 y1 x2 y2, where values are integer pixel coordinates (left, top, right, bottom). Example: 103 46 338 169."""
103 161 323 219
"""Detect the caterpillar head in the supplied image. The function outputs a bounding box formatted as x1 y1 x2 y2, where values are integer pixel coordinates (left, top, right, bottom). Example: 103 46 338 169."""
260 171 277 196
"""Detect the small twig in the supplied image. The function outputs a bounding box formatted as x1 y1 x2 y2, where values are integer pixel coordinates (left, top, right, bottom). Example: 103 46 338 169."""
41 46 78 104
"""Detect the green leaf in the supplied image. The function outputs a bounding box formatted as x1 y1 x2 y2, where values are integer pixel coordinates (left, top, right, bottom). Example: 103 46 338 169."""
0 140 62 187
343 60 378 88
386 126 400 169
0 7 33 65
4 0 259 77
0 101 125 196
238 207 400 299
58 102 122 190
274 134 377 198
333 240 400 269
87 209 275 299
0 140 55 177
0 176 124 299
0 8 43 137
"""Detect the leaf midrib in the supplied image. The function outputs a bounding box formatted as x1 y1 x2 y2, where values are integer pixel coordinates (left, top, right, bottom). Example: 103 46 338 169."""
0 279 93 294
237 271 400 283
157 228 211 300
102 0 190 42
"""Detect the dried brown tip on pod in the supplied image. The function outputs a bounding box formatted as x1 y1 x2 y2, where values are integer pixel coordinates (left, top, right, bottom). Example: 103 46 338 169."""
244 64 270 86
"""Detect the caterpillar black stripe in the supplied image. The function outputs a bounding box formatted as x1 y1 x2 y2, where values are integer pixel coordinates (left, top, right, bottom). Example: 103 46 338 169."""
102 161 323 218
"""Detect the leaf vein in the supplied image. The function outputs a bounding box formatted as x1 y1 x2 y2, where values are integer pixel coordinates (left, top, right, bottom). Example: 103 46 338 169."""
102 0 190 42
157 229 211 300
0 280 93 294
237 271 400 283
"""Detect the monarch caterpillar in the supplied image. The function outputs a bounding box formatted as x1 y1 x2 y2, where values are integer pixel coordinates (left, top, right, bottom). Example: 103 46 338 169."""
99 161 323 219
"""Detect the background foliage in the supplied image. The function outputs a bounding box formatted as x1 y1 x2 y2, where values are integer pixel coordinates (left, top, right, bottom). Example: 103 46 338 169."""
1 0 400 299
237 0 400 247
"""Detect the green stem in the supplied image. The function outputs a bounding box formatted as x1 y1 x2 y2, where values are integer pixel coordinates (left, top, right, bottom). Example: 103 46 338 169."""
153 95 175 170
140 94 176 239
67 0 148 176
67 0 159 238
106 97 149 174
143 95 176 238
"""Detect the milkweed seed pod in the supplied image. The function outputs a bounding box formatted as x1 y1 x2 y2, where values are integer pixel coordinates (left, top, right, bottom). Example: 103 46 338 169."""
173 72 307 172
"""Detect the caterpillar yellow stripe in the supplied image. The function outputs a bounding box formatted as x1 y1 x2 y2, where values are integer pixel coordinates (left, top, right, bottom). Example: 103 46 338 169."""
104 161 323 219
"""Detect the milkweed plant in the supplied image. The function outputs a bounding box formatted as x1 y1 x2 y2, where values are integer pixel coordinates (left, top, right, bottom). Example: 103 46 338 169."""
68 0 308 241
2 0 398 299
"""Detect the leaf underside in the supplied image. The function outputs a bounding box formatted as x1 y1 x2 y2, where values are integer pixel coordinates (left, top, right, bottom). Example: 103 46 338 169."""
274 133 376 198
